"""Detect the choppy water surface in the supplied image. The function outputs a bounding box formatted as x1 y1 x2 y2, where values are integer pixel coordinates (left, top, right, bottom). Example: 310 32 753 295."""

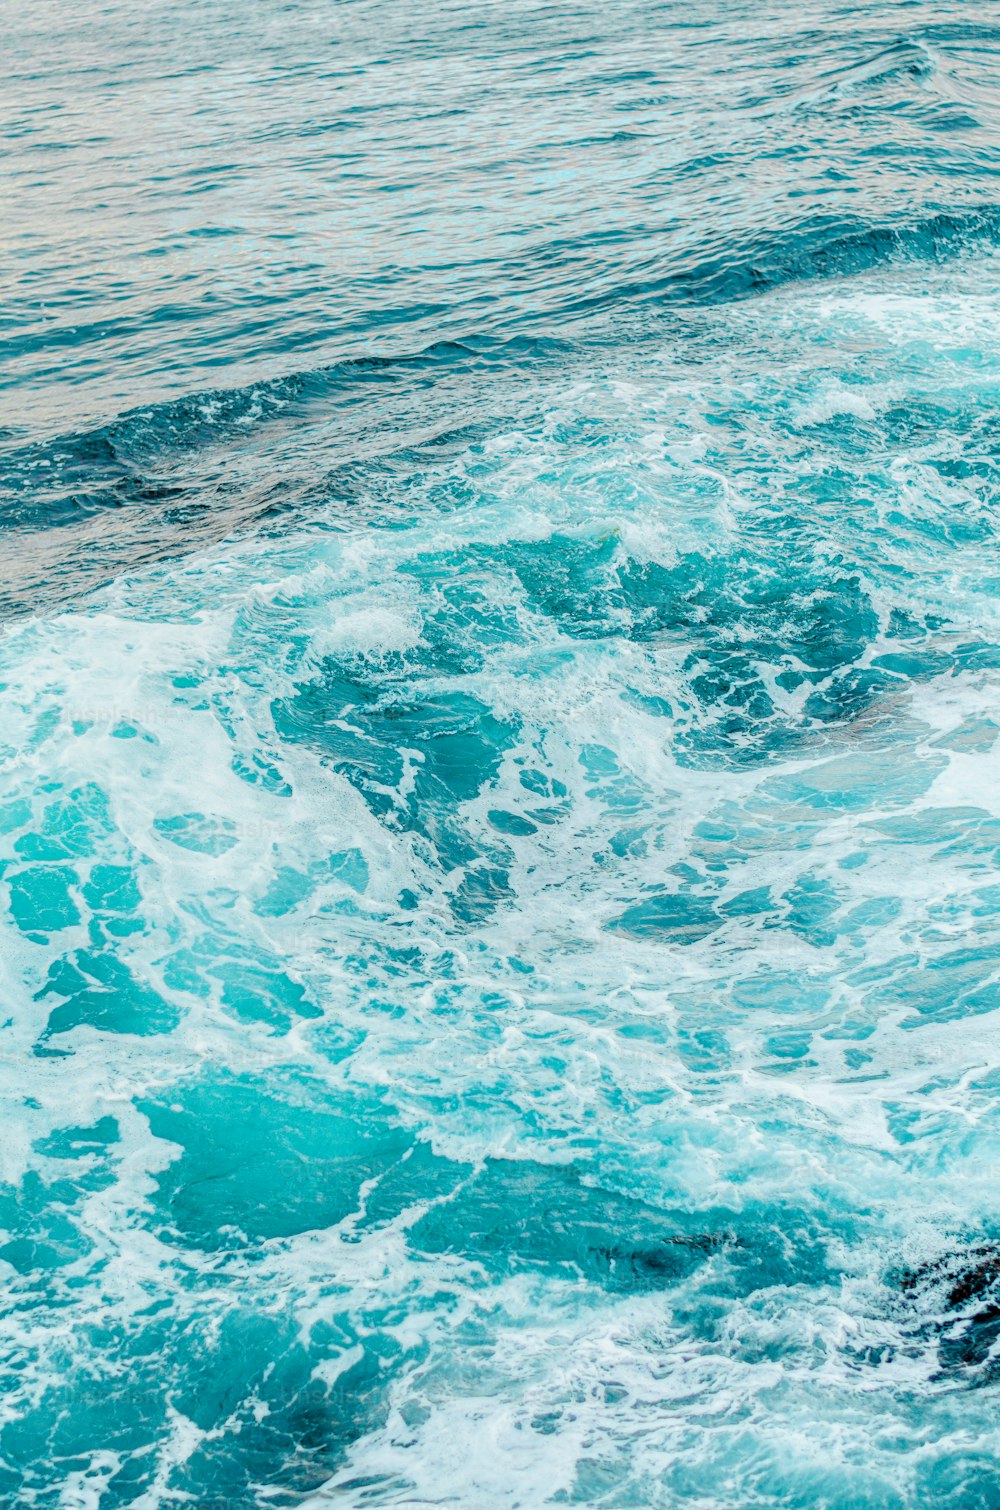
3 1 1000 1504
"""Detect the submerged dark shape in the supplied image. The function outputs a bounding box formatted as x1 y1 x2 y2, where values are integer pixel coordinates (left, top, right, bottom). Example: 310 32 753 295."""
398 1159 842 1300
593 1235 734 1292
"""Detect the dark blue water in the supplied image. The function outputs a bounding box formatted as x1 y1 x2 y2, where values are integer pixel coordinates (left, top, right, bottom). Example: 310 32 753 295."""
3 1 1000 1504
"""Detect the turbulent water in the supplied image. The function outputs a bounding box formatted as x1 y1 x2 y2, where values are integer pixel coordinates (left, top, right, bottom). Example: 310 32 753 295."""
3 0 1000 1504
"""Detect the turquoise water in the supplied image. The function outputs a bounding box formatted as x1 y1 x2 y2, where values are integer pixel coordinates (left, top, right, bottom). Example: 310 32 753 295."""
3 1 1000 1504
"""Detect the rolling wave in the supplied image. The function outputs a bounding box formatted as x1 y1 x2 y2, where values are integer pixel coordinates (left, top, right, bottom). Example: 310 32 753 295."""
4 204 1000 620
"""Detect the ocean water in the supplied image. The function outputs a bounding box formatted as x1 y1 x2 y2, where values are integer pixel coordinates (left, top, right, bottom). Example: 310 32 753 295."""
3 0 1000 1504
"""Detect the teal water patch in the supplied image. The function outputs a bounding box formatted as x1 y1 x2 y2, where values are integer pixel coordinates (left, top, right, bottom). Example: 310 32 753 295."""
144 1074 414 1249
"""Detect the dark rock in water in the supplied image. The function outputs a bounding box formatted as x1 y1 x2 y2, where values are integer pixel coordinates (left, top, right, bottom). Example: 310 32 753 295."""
898 1243 1000 1380
899 1242 1000 1312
